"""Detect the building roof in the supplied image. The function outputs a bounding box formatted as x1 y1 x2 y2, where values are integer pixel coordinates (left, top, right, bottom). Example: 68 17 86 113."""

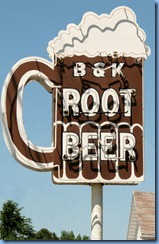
127 191 155 240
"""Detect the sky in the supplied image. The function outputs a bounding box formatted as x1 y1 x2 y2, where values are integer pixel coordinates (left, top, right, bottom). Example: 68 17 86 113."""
0 0 156 242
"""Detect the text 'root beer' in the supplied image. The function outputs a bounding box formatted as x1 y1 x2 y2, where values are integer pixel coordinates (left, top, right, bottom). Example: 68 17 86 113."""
1 6 150 185
47 7 150 184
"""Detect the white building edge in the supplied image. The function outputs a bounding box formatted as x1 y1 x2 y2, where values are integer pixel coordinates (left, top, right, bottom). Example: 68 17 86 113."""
127 191 155 240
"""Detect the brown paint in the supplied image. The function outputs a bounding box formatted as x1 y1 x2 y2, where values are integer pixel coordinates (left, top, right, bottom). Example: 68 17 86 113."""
52 56 143 181
6 60 55 164
6 56 143 182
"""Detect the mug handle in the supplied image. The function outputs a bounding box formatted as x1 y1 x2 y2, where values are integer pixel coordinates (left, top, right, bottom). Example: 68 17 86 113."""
1 56 55 171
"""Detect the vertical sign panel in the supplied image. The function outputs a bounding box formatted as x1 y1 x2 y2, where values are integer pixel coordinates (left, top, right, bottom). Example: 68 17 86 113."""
51 56 144 184
1 7 150 185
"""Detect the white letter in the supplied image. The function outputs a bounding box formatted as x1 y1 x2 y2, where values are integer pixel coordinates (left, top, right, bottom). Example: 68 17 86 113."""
93 62 105 77
81 88 99 116
112 63 124 77
63 132 79 160
74 62 86 77
119 89 136 117
101 132 116 160
120 133 136 161
63 88 80 116
102 88 119 117
82 132 97 161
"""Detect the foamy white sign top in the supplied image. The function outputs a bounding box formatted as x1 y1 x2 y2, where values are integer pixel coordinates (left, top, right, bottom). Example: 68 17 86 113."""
47 6 151 62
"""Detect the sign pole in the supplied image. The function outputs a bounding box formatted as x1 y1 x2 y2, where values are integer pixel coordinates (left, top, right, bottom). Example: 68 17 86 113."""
1 8 150 242
91 184 103 240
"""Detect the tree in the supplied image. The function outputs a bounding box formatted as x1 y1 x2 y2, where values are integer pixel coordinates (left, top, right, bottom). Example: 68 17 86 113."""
0 200 90 240
0 200 35 240
60 230 90 240
76 233 90 240
60 230 75 240
35 228 59 240
82 235 90 240
75 234 82 240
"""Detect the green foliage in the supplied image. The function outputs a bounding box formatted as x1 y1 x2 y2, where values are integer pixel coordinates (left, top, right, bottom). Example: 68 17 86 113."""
60 230 75 240
60 230 89 240
0 200 35 240
76 234 82 240
0 200 90 240
35 229 89 240
35 228 59 240
82 235 90 240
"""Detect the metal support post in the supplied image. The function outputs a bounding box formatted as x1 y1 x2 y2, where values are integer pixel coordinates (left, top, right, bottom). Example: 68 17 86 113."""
91 184 103 240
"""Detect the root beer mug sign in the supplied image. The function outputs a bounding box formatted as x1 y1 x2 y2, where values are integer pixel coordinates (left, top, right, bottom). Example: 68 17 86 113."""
1 7 150 184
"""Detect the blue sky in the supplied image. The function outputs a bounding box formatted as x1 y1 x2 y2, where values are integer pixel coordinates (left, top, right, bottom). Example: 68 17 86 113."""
0 0 156 242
